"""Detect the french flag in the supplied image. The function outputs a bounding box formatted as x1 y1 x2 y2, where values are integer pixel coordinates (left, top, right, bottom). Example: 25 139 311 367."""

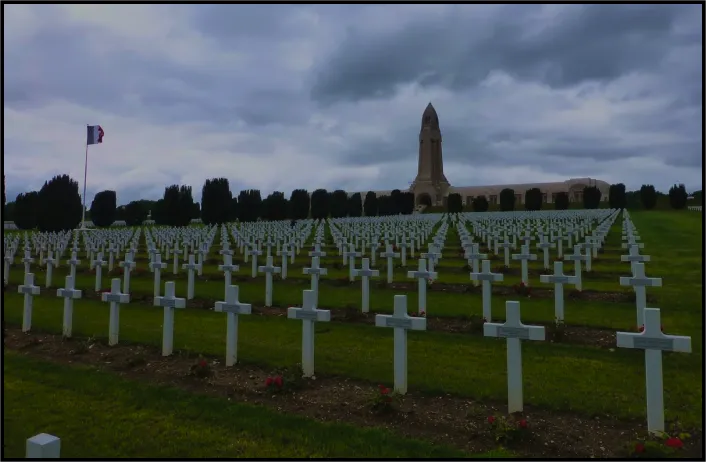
87 125 105 145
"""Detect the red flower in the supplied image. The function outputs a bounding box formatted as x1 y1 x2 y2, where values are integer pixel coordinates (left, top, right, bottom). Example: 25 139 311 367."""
518 419 528 428
487 416 496 424
635 443 645 454
273 376 283 388
198 359 207 367
380 387 390 395
519 282 526 288
265 377 273 387
665 437 683 449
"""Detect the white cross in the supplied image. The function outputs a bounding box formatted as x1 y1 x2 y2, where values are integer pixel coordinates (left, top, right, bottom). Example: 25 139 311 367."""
106 244 117 271
420 247 440 273
621 245 650 276
276 244 294 279
470 260 504 322
101 278 130 345
563 244 587 291
41 251 57 288
91 252 106 291
3 253 13 286
379 244 400 284
118 253 135 294
181 254 202 300
375 295 427 394
303 256 327 307
580 239 599 271
397 241 408 266
218 254 240 300
56 275 82 338
22 249 34 274
18 272 40 333
407 258 437 315
536 237 555 270
67 251 81 281
258 255 282 307
539 261 577 322
196 246 208 276
352 257 379 313
26 433 61 459
344 244 362 282
498 239 513 267
149 253 167 298
484 300 545 413
465 243 487 287
308 243 327 259
215 285 251 366
154 281 187 356
619 262 662 328
288 290 331 378
511 244 537 285
616 308 691 434
247 246 263 278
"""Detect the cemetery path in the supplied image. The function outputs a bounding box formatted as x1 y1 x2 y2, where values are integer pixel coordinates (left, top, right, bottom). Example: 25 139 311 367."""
5 327 702 459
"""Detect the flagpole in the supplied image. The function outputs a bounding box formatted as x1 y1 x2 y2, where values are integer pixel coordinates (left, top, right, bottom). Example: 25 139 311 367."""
81 124 89 230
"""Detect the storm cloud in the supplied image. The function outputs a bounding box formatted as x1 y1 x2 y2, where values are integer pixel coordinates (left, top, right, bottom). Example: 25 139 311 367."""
3 4 702 205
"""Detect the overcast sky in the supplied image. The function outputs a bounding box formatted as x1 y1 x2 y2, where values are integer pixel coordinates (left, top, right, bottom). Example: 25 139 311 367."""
3 4 702 206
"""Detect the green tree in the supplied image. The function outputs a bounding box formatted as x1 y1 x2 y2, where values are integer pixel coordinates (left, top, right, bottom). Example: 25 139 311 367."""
378 195 395 215
668 184 688 210
124 200 148 226
330 190 349 218
471 196 489 212
582 186 602 209
289 189 310 220
261 191 288 221
5 201 16 222
639 184 658 210
230 196 239 222
36 174 83 232
236 190 262 222
692 190 703 204
201 178 232 225
390 189 403 215
161 185 194 227
363 191 378 216
524 188 542 211
13 192 39 229
499 188 515 212
554 192 569 210
310 189 329 219
608 183 627 209
89 190 117 227
446 193 462 213
347 192 362 217
190 201 200 220
401 192 415 214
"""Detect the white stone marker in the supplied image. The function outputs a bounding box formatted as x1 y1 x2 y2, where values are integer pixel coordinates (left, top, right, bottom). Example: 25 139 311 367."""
619 262 662 328
22 249 34 274
539 261 577 322
288 290 331 378
537 237 555 270
484 300 545 413
26 433 61 458
470 260 504 322
258 255 282 307
149 253 167 298
344 244 362 282
91 252 106 291
106 244 116 271
621 245 650 276
181 254 201 300
352 257 379 313
18 273 40 333
218 254 239 299
303 256 327 306
67 251 81 281
276 245 293 279
616 308 691 434
375 295 427 394
380 244 400 283
154 281 187 356
3 253 13 285
215 285 252 366
43 252 57 288
466 244 487 287
119 253 135 294
101 278 130 346
564 244 587 291
511 244 537 285
172 249 179 275
248 246 263 278
56 275 82 338
406 258 437 315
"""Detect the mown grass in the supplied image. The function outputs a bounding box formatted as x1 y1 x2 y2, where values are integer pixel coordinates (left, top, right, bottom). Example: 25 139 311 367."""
7 216 700 338
4 351 514 458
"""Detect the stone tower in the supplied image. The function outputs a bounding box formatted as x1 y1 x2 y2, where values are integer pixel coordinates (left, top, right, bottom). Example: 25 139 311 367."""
410 102 450 206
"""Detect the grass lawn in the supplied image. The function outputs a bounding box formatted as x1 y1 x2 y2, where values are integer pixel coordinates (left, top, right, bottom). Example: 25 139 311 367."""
4 351 513 458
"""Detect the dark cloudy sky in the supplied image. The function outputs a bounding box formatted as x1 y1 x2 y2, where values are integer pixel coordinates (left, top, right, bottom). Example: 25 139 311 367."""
3 4 703 205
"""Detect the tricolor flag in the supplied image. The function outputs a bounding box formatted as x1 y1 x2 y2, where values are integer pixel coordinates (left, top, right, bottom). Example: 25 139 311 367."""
87 125 105 145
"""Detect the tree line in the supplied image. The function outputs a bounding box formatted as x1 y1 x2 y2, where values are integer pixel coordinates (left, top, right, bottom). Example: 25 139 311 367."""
2 173 699 231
